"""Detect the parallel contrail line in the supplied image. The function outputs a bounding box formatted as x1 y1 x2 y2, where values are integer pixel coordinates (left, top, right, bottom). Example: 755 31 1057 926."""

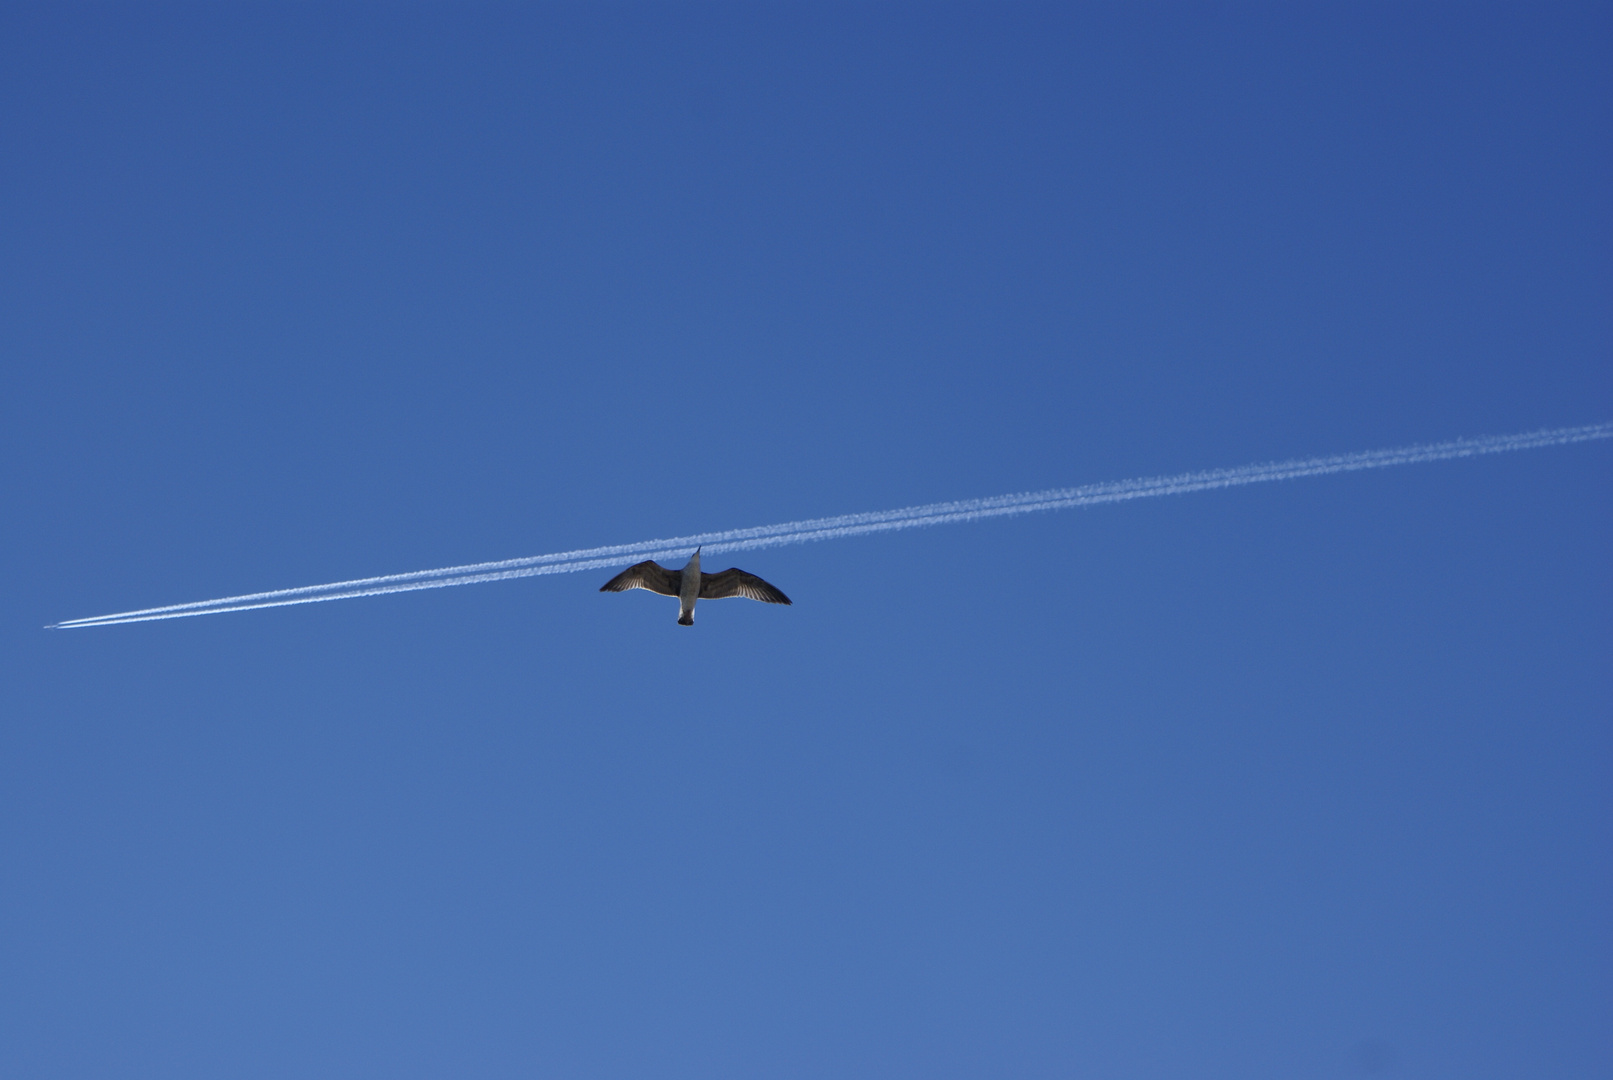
49 422 1612 628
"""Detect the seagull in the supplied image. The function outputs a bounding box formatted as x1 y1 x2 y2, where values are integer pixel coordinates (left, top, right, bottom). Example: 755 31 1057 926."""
599 547 791 625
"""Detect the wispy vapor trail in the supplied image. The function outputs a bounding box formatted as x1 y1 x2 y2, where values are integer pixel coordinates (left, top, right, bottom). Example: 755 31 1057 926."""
50 422 1612 629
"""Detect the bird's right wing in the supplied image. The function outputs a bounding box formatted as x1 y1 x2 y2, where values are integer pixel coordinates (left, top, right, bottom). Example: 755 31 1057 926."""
599 561 682 596
698 568 792 604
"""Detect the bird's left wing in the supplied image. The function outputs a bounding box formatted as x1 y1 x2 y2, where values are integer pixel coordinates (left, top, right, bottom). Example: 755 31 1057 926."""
599 561 682 596
698 568 792 604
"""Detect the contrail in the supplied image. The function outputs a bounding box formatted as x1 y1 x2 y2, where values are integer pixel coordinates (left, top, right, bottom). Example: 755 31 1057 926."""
50 422 1612 629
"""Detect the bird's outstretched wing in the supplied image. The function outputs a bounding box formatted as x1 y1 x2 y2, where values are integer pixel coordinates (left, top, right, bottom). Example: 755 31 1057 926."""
698 568 792 605
599 561 682 596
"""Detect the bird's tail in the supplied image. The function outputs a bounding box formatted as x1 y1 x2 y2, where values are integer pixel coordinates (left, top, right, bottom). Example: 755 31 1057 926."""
678 613 694 626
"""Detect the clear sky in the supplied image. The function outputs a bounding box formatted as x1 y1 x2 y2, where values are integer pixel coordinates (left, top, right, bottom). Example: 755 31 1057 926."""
2 4 1609 1077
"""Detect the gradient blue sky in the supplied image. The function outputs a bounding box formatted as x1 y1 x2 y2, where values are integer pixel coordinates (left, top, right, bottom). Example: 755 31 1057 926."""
2 4 1610 1077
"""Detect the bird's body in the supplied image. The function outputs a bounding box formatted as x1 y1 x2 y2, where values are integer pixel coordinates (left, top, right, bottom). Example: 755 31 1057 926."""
599 548 790 625
678 548 703 625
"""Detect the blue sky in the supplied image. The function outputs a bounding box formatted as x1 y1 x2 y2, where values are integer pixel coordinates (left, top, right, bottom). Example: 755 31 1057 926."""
2 4 1609 1077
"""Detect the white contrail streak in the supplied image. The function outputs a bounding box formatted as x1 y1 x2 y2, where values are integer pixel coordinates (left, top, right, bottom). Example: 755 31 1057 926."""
50 422 1612 629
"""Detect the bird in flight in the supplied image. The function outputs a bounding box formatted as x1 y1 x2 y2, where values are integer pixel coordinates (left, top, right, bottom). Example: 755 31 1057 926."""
600 547 791 625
